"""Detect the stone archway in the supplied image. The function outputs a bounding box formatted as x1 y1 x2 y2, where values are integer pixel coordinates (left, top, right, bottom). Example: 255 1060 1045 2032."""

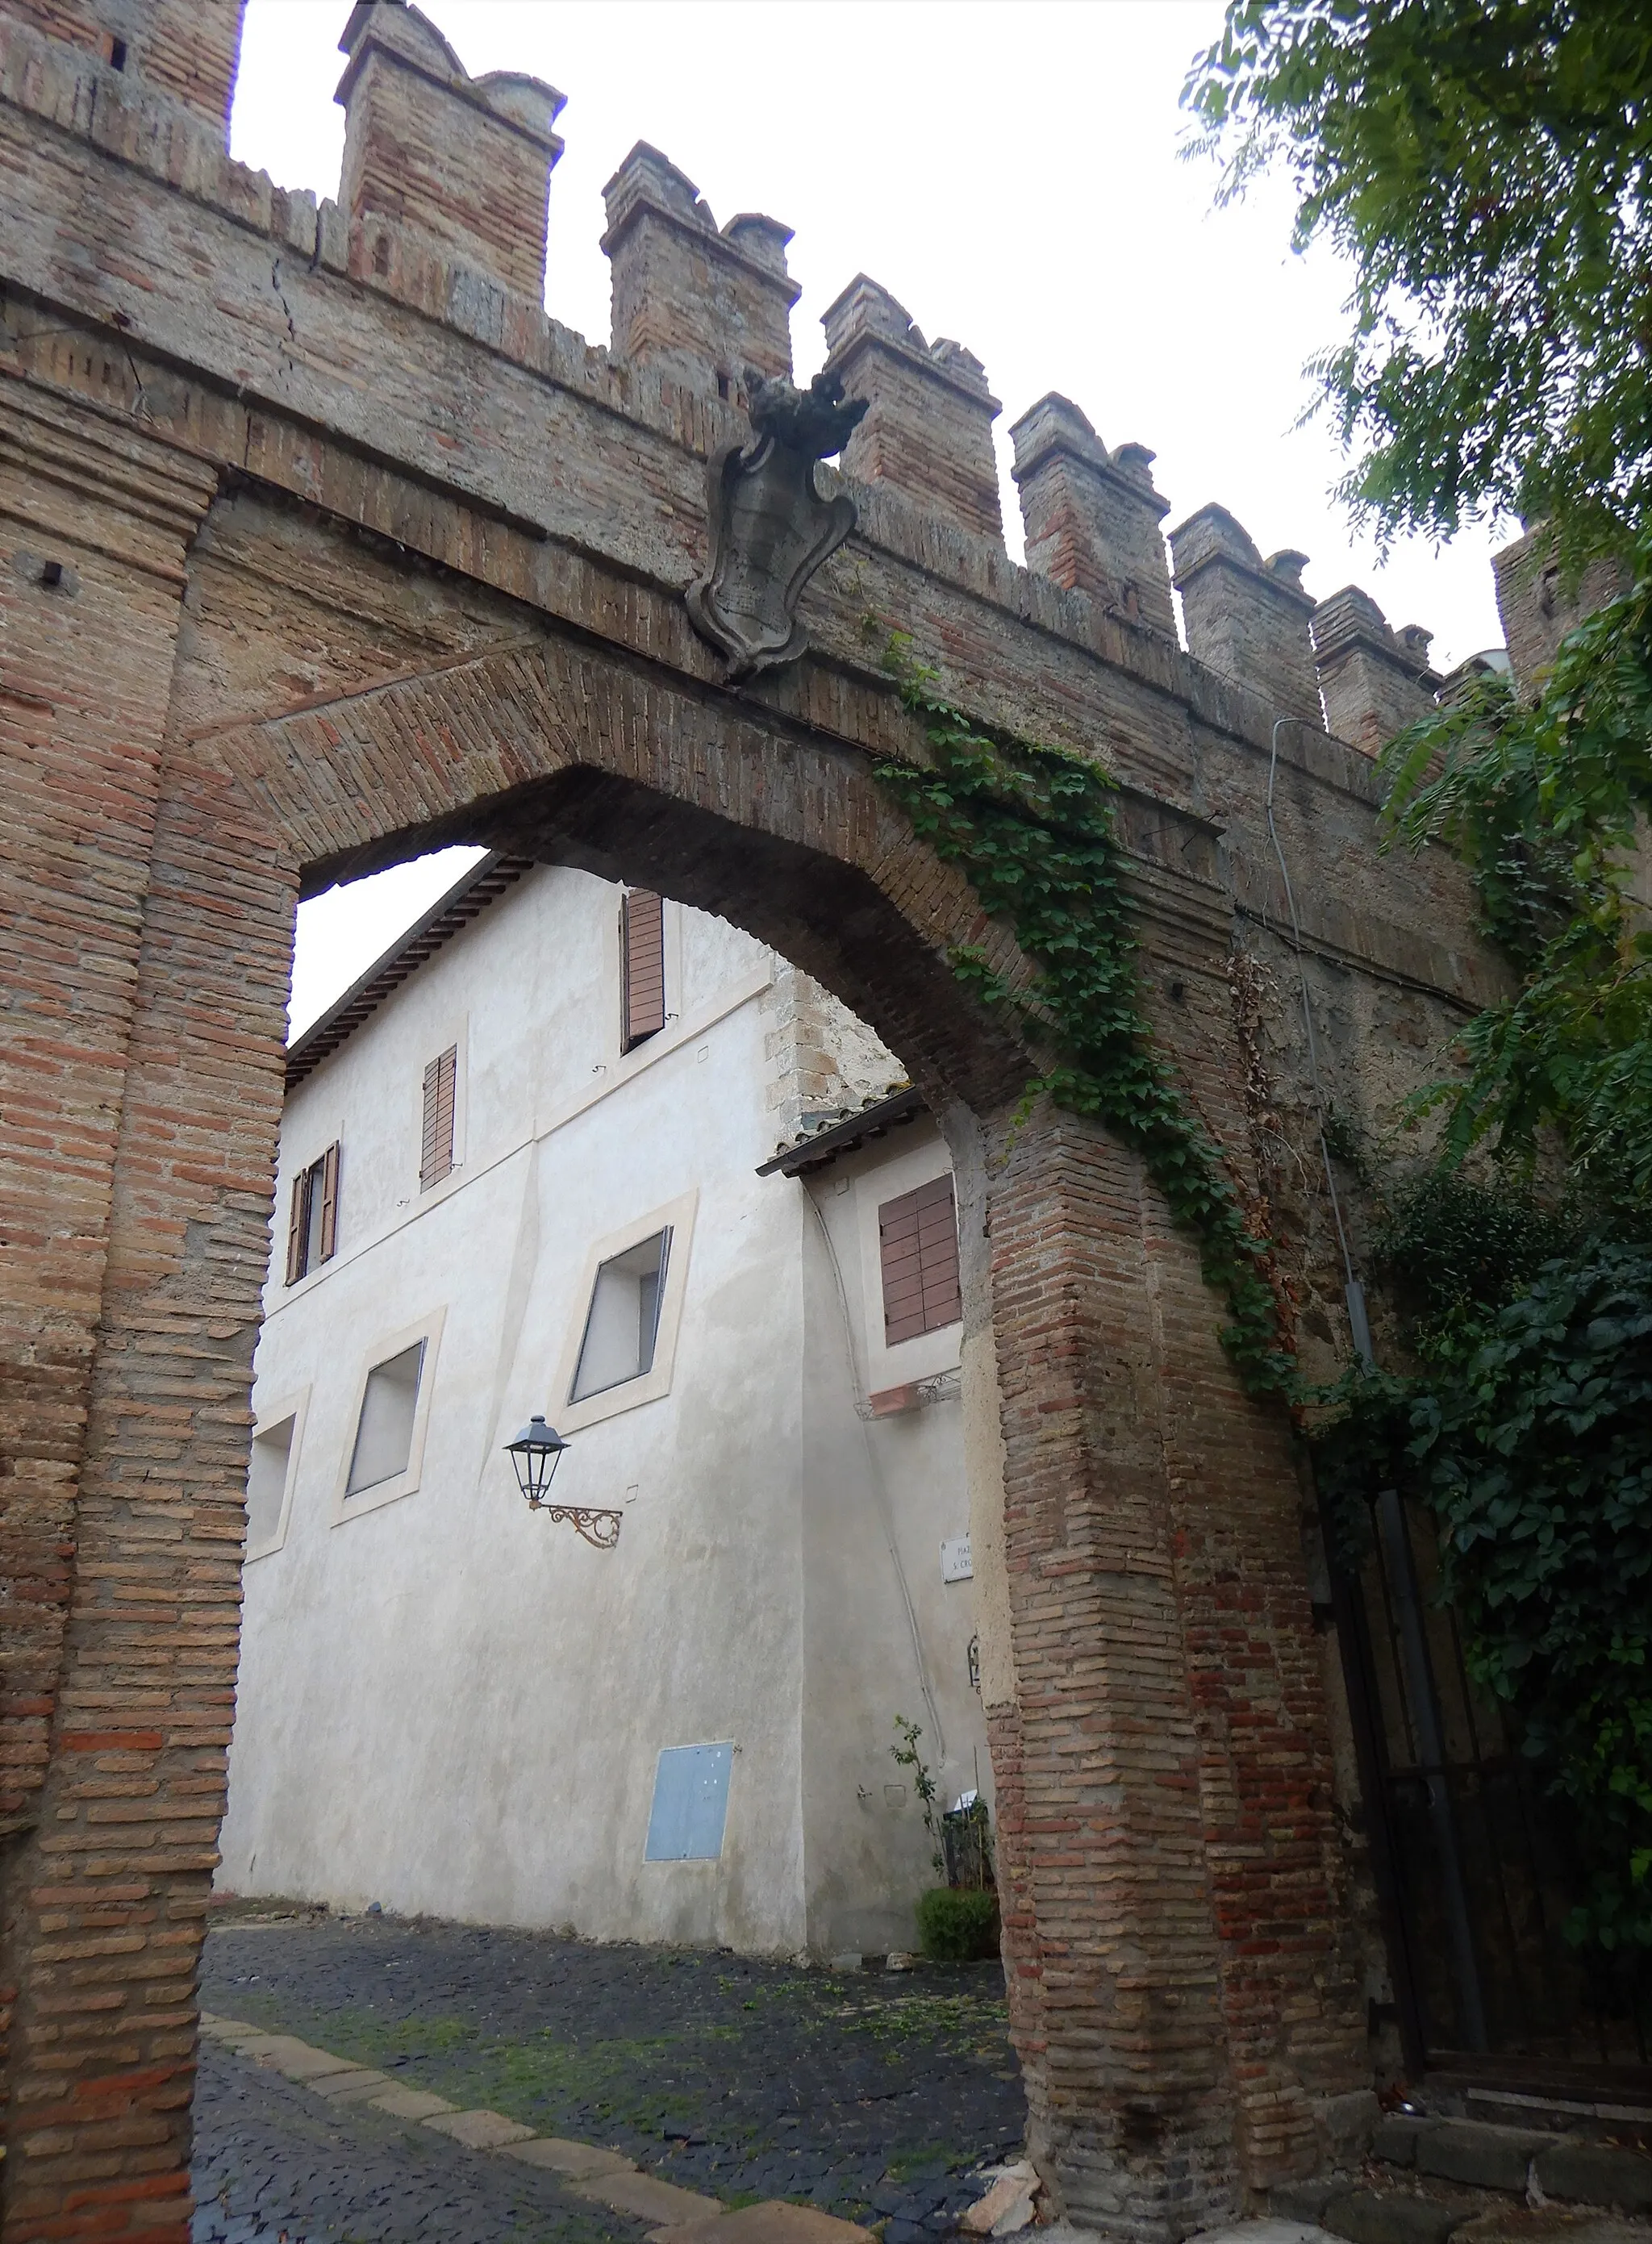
0 2 1499 2232
2 599 1367 2238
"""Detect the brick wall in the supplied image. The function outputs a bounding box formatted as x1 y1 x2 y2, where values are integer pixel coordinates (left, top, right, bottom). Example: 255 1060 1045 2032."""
1170 503 1321 728
0 1 1535 2232
2 0 243 129
1011 394 1176 640
823 277 1003 544
336 0 564 305
1492 524 1631 690
0 376 217 2241
603 142 798 386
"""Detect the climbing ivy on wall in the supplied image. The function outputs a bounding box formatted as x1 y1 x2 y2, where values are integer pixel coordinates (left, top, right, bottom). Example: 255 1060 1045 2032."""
1307 540 1652 1957
869 634 1295 1402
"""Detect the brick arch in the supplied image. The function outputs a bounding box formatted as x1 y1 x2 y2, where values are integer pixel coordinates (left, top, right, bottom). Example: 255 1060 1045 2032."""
3 607 1373 2242
216 635 1034 1118
6 628 1364 2244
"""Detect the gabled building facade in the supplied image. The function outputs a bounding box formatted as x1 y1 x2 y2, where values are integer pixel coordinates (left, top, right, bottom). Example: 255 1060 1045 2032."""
219 857 991 1959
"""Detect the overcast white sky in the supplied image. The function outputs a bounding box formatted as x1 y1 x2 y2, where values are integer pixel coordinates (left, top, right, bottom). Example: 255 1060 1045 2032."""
236 0 1510 1039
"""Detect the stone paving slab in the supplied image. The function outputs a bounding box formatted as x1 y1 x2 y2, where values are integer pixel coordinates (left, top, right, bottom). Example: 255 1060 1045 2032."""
251 2033 359 2081
423 2104 538 2150
503 2137 640 2179
572 2170 728 2225
311 2066 395 2101
368 2083 459 2120
649 2200 870 2244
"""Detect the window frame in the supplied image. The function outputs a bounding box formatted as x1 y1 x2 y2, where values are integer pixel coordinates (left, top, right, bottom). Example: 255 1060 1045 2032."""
331 1307 445 1525
878 1172 962 1347
419 1043 459 1192
551 1190 699 1434
620 887 667 1053
284 1141 340 1287
244 1385 309 1562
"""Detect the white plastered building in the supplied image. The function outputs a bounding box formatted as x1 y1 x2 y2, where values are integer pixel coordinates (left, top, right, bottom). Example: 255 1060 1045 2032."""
217 854 991 1959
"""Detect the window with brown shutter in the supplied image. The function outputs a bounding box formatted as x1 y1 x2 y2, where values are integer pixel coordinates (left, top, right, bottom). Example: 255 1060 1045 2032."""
878 1174 962 1345
420 1045 457 1191
284 1142 342 1285
621 889 666 1051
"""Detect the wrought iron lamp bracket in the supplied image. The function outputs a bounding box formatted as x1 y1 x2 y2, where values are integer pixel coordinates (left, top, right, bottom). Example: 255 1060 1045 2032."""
524 1496 623 1550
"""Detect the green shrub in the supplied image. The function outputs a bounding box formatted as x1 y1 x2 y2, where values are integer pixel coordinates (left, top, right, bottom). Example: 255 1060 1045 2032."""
916 1886 1000 1962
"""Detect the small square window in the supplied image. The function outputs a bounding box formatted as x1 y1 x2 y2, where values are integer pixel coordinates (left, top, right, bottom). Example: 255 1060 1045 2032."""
571 1229 670 1402
345 1339 425 1497
246 1415 295 1555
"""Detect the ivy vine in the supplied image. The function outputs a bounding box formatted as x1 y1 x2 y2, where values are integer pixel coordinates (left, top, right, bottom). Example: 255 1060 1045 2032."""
869 635 1295 1401
1308 536 1652 1958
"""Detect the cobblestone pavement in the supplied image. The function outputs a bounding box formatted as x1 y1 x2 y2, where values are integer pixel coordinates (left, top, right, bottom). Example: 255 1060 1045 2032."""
190 2037 635 2244
194 1912 1025 2244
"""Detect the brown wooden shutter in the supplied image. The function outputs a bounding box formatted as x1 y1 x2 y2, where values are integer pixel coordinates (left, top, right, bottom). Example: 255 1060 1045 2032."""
318 1141 340 1262
621 889 666 1050
879 1174 962 1345
420 1046 457 1190
284 1167 308 1287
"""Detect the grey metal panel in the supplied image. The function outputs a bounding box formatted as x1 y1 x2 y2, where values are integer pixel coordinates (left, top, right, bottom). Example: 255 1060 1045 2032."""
645 1741 733 1861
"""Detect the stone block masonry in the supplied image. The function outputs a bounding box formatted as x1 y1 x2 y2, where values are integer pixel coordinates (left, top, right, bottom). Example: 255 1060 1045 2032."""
1 0 1505 2238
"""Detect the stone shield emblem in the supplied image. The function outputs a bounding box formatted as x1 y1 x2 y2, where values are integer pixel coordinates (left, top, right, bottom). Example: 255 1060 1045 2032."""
686 369 868 685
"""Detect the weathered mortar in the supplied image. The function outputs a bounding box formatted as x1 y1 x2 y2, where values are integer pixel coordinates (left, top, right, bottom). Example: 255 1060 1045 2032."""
0 2 1512 2238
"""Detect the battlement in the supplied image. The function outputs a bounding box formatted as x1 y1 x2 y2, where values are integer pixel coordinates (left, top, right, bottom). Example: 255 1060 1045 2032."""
0 0 1520 784
1010 394 1175 638
823 275 1003 544
601 141 799 386
337 1 563 306
1170 503 1320 724
1311 584 1441 756
4 0 243 127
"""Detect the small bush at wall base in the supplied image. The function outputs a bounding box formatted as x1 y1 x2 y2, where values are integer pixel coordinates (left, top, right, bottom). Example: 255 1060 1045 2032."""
916 1886 1000 1962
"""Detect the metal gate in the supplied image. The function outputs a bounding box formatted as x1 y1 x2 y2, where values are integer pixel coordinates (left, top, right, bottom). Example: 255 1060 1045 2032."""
1332 1487 1652 2089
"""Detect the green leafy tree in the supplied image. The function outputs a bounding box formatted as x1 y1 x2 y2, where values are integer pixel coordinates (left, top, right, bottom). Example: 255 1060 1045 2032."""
1184 0 1652 560
1316 1229 1652 1951
1188 1 1652 1955
1379 535 1652 1211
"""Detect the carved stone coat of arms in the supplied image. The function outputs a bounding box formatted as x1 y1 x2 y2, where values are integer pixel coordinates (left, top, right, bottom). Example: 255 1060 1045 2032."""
686 369 869 684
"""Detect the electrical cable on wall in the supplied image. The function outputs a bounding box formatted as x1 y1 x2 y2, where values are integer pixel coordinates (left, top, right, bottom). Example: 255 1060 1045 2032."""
1266 715 1375 1367
806 1192 948 1764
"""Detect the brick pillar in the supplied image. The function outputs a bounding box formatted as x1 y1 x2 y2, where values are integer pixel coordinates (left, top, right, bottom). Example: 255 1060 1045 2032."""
1310 586 1440 756
821 277 1003 544
2 740 293 2244
1169 503 1321 727
1009 394 1175 639
1492 523 1630 691
0 377 219 2238
0 0 245 132
982 1103 1367 2234
600 142 799 388
336 0 565 303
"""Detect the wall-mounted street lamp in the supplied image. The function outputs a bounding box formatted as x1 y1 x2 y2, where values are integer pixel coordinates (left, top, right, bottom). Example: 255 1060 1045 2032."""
503 1416 621 1550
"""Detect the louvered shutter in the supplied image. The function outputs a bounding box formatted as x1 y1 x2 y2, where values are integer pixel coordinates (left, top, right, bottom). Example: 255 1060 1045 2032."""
420 1046 457 1190
318 1141 340 1262
622 890 666 1050
284 1168 308 1287
878 1175 962 1345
